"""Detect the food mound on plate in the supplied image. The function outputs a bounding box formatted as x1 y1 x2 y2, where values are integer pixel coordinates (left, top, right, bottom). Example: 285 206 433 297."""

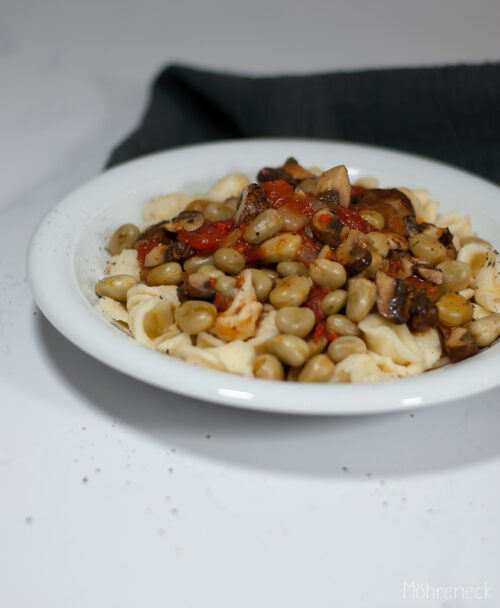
95 157 500 383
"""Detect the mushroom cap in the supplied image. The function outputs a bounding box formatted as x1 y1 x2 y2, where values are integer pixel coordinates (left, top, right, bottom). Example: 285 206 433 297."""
440 326 479 362
310 210 343 247
375 270 409 324
162 210 204 233
234 183 268 226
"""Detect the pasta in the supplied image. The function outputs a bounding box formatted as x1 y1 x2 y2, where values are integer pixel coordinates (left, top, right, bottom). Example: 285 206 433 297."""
95 157 500 383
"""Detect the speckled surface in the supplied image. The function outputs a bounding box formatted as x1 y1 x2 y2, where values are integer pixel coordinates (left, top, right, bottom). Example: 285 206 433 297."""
2 1 500 606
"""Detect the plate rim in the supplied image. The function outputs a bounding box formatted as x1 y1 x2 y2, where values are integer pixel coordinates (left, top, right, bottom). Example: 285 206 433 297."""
27 137 500 415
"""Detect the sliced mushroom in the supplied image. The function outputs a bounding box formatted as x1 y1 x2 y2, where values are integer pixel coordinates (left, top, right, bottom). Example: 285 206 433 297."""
351 188 416 219
440 326 479 362
350 195 410 236
418 223 451 244
283 157 316 180
316 165 351 207
375 270 409 324
385 233 409 252
334 229 372 275
316 190 340 207
409 294 439 331
164 241 196 263
403 215 420 235
414 263 443 285
177 272 216 302
397 253 415 279
162 210 204 233
417 223 457 258
310 210 343 247
257 166 297 187
257 157 315 186
139 221 175 245
234 183 268 226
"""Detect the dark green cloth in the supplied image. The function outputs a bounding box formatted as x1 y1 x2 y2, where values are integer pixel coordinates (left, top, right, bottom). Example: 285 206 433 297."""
107 63 500 184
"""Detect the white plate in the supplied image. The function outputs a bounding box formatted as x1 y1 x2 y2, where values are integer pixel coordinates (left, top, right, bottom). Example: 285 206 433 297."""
27 138 500 415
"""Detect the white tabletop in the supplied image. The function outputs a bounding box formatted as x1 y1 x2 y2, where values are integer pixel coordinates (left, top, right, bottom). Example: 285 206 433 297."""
2 1 500 606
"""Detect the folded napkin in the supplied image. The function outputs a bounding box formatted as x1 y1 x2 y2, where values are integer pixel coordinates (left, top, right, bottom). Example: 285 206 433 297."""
107 63 500 184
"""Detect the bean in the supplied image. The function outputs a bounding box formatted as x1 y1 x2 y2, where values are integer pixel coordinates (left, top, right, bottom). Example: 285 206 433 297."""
260 268 279 285
259 233 302 263
254 354 285 380
276 206 309 232
275 306 316 337
213 247 245 274
298 354 335 383
359 209 385 231
108 224 140 255
269 275 311 308
277 260 309 277
327 336 367 362
437 260 472 293
326 314 361 336
95 274 137 302
346 278 377 322
243 209 284 244
144 244 167 268
183 254 214 274
215 275 237 296
267 334 310 367
409 234 447 265
186 199 210 213
309 259 346 289
198 264 225 279
146 262 183 286
203 202 235 222
466 314 500 347
297 177 319 194
249 269 273 302
174 300 217 334
307 335 328 357
321 290 347 315
436 293 473 327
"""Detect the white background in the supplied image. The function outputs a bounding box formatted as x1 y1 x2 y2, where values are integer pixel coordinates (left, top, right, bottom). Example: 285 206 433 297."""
1 1 500 606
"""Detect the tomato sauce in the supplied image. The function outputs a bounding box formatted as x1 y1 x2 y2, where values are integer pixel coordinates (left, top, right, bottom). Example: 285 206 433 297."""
177 219 235 251
260 179 318 219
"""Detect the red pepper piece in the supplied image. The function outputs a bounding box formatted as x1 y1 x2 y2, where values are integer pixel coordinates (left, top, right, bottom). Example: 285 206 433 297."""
336 206 370 233
312 321 326 343
303 286 329 322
